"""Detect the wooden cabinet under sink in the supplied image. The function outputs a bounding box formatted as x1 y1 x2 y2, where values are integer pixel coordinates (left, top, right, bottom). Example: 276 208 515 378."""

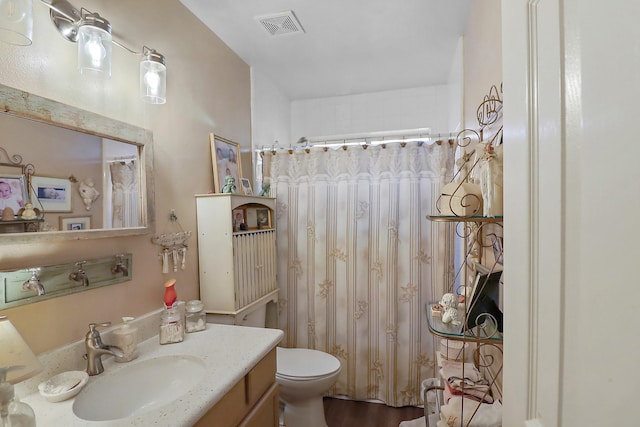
194 348 279 427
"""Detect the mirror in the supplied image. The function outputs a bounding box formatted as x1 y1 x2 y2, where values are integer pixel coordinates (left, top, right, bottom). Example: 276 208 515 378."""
0 83 155 244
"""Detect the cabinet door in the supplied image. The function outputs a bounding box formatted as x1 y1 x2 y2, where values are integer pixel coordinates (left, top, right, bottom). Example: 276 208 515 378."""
239 383 279 427
233 230 278 310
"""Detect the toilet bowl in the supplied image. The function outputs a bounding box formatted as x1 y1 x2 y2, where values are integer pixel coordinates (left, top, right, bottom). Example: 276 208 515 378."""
276 347 341 427
205 300 341 426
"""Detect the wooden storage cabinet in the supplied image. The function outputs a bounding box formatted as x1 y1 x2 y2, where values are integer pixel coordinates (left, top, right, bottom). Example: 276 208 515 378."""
195 348 279 427
195 194 279 322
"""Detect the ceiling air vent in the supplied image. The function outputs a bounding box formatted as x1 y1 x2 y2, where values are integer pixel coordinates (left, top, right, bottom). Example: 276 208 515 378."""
255 11 305 36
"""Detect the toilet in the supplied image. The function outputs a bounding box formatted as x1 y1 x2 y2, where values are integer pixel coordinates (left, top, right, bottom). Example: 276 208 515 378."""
276 347 341 427
210 300 341 427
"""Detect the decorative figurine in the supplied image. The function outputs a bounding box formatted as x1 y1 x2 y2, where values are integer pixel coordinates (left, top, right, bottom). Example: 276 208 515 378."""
20 203 37 220
440 292 461 326
221 175 237 194
78 178 100 211
259 183 271 197
1 206 14 221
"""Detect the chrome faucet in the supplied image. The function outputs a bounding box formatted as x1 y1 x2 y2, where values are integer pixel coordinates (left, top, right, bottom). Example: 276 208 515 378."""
84 322 123 376
22 269 45 295
69 261 89 287
110 254 129 276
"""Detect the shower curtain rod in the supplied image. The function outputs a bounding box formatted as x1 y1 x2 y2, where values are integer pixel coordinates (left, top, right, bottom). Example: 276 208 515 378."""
106 156 137 162
257 129 458 153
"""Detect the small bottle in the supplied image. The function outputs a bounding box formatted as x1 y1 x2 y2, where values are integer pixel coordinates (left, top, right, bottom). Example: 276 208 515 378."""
163 278 177 307
0 380 36 427
159 305 184 344
186 300 206 333
113 316 138 362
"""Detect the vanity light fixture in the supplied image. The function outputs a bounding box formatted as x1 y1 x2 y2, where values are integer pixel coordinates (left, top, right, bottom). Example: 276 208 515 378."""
0 0 33 46
140 46 166 104
76 9 111 77
40 0 166 103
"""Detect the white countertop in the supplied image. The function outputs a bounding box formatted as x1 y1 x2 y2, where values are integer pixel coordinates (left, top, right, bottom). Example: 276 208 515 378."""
20 323 283 426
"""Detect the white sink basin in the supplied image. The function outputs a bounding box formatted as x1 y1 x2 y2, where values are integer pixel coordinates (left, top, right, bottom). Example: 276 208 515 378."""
72 355 206 422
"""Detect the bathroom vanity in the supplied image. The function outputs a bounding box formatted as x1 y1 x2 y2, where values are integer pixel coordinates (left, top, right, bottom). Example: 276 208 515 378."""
17 313 283 426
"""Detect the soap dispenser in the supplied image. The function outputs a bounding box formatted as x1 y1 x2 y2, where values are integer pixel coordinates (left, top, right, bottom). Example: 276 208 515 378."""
113 317 138 363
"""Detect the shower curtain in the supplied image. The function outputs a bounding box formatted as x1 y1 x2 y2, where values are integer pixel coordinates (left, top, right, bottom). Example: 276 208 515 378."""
109 161 139 228
264 141 455 406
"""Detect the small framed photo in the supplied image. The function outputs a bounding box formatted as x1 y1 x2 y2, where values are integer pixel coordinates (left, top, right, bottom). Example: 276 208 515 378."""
210 134 243 193
59 215 92 231
240 178 253 195
256 208 271 229
0 174 28 216
31 176 72 212
232 208 246 232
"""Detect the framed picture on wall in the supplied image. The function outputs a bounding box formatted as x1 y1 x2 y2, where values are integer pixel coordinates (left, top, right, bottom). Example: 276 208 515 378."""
30 176 72 212
0 174 28 216
59 215 92 231
210 134 243 193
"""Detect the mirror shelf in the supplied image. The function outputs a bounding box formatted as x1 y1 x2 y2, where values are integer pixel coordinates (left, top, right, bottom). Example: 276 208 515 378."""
0 84 155 244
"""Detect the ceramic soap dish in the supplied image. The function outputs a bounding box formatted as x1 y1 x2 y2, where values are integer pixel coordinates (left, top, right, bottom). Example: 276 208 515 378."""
38 371 88 402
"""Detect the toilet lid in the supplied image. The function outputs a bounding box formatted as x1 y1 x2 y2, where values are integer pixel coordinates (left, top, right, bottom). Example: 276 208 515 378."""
276 347 341 379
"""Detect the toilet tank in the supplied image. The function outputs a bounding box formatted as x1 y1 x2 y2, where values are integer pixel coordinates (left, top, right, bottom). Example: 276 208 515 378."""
238 303 267 327
205 293 279 328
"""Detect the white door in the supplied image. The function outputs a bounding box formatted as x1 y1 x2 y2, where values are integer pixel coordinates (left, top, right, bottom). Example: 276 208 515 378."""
503 1 640 426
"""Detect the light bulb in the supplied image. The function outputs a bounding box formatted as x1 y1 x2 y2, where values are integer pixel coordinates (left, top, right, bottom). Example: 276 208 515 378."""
85 33 106 68
143 70 160 95
139 52 166 104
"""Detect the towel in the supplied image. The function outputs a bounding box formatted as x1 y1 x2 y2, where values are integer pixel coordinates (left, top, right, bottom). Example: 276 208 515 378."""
440 359 483 383
437 397 502 427
444 379 493 404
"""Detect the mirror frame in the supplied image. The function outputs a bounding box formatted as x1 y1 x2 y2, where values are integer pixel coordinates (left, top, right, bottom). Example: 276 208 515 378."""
0 83 155 243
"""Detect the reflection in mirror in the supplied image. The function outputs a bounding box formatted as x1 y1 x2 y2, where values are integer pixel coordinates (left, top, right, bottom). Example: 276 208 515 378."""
0 83 155 243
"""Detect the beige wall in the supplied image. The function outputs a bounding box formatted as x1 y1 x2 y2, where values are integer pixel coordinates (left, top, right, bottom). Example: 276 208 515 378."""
463 0 502 130
0 0 251 353
462 0 503 395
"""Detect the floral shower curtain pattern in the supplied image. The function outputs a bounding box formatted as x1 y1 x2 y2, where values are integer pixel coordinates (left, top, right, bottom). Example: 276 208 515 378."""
264 142 455 406
109 160 139 228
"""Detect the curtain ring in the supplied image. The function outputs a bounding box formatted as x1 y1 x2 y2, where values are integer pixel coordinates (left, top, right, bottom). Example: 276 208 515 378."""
436 140 443 146
342 145 348 151
381 143 386 149
417 141 424 147
323 147 328 152
400 142 407 148
305 147 310 154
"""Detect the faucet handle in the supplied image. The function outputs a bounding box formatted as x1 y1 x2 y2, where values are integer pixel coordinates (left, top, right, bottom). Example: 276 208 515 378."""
86 322 111 347
88 322 111 332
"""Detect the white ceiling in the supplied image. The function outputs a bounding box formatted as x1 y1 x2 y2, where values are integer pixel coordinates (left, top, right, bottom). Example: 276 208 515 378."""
179 0 472 101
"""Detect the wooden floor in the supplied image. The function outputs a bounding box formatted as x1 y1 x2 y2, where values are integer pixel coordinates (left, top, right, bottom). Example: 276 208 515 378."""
323 397 424 427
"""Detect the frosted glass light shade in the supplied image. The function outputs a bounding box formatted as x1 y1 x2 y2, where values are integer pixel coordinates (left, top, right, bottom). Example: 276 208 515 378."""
0 0 33 46
0 316 41 384
77 14 112 77
140 50 166 104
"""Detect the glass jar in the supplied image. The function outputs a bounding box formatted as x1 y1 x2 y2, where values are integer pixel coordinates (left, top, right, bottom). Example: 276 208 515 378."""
185 300 206 333
159 306 184 344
